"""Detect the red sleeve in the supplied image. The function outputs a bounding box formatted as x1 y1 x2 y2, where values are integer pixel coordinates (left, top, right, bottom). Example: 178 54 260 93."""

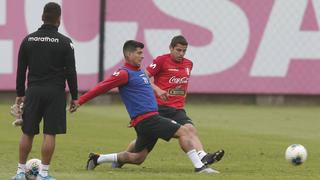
79 70 128 105
146 56 164 76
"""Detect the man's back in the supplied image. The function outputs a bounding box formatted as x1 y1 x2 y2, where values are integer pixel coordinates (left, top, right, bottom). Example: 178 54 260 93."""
12 3 78 180
16 24 77 97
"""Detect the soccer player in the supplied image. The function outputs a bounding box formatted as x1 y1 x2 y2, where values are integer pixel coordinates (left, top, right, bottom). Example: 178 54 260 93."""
147 35 224 163
12 2 78 180
113 35 224 169
72 40 218 173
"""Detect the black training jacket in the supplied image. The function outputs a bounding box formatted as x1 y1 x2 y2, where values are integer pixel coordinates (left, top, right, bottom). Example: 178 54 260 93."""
16 24 78 100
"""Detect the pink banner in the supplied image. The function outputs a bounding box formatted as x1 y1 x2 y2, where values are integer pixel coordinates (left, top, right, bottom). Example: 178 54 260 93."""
1 0 320 94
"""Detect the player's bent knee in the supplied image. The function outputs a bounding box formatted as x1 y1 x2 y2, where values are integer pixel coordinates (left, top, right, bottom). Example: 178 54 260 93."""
175 126 190 138
184 124 197 134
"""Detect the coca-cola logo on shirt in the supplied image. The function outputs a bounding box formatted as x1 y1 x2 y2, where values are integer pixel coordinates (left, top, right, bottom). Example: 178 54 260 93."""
169 76 189 84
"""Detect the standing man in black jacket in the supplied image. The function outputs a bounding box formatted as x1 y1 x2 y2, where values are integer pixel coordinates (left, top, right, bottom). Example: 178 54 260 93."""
12 2 78 180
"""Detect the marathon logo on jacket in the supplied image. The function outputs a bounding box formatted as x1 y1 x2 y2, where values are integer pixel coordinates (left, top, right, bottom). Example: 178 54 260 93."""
28 36 59 43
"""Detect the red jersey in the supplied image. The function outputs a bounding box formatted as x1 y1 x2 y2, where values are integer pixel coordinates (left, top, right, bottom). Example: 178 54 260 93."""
146 54 193 109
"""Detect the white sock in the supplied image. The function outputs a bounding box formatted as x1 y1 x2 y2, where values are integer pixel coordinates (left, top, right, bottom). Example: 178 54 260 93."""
197 150 207 159
187 149 204 168
17 163 26 174
97 153 118 164
39 164 49 177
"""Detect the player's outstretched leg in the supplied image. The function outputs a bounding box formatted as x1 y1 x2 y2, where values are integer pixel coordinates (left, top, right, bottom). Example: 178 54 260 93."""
176 126 219 174
201 149 225 166
111 140 136 169
87 149 148 170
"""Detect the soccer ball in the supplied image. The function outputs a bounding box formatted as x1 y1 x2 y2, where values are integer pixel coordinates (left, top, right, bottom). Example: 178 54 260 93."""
26 158 41 180
285 144 307 165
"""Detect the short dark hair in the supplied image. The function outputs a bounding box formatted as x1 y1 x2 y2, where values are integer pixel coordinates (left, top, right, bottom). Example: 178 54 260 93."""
42 2 61 24
170 35 188 48
123 40 144 56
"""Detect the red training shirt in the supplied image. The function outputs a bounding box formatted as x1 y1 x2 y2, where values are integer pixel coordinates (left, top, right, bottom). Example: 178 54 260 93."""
146 54 193 109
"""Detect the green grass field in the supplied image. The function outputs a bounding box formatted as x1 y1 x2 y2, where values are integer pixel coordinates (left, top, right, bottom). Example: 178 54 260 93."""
1 103 319 180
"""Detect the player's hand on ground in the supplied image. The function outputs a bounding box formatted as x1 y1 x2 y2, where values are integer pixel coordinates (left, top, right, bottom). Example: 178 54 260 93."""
69 100 80 113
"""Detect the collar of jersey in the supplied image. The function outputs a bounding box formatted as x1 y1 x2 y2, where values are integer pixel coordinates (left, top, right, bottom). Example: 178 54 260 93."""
124 62 140 71
169 55 184 64
39 24 58 31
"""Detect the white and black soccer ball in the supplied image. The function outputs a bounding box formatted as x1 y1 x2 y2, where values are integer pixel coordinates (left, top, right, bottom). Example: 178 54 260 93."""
285 144 307 165
25 158 41 180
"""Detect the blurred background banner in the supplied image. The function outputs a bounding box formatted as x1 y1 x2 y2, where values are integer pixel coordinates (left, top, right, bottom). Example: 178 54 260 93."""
1 0 320 94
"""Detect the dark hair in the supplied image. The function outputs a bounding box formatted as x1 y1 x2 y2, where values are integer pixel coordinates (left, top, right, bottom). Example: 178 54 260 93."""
42 2 61 24
123 40 144 56
170 35 188 48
